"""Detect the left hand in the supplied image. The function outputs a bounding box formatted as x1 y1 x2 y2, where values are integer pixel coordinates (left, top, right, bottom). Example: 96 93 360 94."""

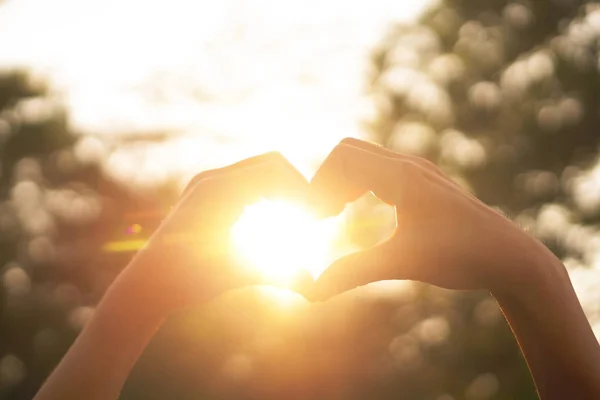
308 138 549 299
113 152 313 316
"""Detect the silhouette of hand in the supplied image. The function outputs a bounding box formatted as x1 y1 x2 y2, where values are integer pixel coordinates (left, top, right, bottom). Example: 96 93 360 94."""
310 138 551 300
116 152 313 314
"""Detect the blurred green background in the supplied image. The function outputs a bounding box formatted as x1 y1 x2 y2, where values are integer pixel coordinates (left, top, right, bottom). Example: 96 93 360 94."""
1 0 600 399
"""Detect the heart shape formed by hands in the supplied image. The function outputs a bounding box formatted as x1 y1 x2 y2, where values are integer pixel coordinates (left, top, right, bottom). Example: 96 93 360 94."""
150 136 541 398
128 137 557 399
139 136 529 317
220 136 530 305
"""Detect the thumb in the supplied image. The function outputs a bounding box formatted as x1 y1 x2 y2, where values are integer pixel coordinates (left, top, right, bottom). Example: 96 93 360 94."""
313 241 397 301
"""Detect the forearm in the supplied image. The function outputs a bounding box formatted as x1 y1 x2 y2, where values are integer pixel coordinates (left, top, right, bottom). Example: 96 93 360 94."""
492 238 600 400
33 276 166 400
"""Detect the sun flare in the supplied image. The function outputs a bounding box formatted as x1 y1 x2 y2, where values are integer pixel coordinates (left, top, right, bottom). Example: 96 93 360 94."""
231 200 340 284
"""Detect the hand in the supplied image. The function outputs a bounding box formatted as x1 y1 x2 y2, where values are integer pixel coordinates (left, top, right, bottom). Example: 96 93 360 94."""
33 152 316 400
309 138 600 400
115 152 313 315
310 138 553 299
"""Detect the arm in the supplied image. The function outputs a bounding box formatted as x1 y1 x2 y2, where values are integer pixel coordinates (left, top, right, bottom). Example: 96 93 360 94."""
32 275 166 400
310 138 600 400
33 152 310 400
493 238 600 399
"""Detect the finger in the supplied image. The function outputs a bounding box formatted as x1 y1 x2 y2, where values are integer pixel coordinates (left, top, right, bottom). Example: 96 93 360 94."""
340 138 444 177
181 151 306 197
204 158 309 207
340 137 418 162
340 138 479 198
312 241 398 301
172 157 309 232
309 140 415 216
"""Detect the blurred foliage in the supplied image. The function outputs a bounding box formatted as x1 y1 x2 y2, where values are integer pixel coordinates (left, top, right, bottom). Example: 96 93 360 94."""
0 70 164 399
3 0 600 400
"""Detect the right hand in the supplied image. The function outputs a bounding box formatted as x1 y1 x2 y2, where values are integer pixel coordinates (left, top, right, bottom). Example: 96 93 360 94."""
310 138 558 300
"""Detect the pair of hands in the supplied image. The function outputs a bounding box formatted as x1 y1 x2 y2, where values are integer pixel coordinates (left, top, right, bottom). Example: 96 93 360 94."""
33 137 600 400
120 137 542 315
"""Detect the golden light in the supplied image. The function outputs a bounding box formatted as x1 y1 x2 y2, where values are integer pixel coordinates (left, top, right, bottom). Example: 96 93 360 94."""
231 200 340 284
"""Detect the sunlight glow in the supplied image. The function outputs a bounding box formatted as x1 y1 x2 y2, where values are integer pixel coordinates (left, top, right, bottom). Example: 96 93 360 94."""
231 200 340 284
0 0 435 188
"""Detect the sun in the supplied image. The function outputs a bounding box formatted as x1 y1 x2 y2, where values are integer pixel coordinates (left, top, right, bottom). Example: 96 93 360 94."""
231 200 340 285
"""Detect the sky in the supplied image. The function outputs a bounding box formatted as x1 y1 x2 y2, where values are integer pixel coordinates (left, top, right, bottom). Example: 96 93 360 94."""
0 0 435 185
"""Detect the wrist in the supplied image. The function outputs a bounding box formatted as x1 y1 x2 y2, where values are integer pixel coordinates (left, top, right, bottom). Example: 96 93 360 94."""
488 228 565 300
489 232 580 332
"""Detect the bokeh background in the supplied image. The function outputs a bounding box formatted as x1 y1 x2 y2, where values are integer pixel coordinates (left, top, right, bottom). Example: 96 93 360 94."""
1 0 600 399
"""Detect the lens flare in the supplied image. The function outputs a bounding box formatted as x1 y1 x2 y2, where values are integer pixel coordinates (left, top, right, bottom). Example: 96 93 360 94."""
231 200 339 284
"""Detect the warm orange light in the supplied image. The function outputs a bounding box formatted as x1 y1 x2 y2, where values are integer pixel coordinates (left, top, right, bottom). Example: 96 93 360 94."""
231 200 340 284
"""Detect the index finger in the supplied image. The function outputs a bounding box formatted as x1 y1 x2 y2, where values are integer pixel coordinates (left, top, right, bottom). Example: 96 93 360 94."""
309 139 411 216
181 151 306 197
170 155 310 233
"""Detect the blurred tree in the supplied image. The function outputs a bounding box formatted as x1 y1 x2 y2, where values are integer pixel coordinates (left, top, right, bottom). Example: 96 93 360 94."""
0 70 163 400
